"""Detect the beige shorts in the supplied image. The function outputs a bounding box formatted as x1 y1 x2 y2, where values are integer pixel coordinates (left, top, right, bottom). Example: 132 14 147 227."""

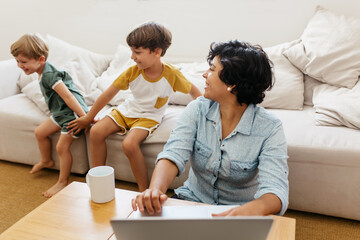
108 108 159 136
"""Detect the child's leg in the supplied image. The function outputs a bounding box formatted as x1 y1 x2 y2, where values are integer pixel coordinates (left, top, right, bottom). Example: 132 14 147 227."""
31 118 61 174
42 134 74 198
122 129 149 192
90 116 122 167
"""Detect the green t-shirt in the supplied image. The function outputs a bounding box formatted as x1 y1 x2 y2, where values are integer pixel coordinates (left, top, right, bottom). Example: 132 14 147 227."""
39 62 88 117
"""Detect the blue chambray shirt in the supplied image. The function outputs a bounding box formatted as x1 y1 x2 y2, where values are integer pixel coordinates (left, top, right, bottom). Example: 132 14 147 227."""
157 97 289 215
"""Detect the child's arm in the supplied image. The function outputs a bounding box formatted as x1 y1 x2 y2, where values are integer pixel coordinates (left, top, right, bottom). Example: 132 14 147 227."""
189 83 202 99
53 82 86 117
67 84 120 134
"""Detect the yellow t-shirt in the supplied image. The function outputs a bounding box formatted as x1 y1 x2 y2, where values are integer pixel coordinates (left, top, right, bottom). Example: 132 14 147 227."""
112 62 192 123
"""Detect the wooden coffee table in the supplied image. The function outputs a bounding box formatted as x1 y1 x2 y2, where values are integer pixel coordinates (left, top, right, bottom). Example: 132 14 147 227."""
0 182 295 240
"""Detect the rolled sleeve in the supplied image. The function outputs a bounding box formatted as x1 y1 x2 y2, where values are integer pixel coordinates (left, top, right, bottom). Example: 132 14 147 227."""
255 122 289 215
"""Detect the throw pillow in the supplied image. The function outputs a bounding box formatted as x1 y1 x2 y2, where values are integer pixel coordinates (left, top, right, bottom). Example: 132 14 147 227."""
259 41 304 110
46 35 112 77
283 6 360 88
303 75 324 106
17 71 38 90
59 57 101 105
21 80 50 115
0 59 22 98
95 44 133 106
169 62 208 106
313 80 360 129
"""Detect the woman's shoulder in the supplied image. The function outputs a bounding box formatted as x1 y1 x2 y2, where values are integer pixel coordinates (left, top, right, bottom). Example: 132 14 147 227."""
253 105 282 126
187 96 215 109
183 97 215 116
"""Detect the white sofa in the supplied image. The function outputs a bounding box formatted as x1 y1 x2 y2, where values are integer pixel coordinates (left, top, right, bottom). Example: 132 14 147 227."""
0 4 359 221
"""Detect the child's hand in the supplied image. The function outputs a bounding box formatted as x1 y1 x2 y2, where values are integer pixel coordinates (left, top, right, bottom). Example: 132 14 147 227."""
67 116 92 135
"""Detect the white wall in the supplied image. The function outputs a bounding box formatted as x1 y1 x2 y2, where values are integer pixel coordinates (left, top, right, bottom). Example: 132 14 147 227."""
1 0 359 62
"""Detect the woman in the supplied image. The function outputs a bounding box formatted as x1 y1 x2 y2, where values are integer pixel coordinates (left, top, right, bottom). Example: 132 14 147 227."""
132 40 289 216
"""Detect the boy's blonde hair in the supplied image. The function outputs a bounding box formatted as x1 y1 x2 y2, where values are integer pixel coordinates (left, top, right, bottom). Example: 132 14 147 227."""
10 33 49 60
126 22 172 57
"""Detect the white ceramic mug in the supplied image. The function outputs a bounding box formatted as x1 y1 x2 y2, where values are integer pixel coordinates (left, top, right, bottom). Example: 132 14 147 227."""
86 166 115 203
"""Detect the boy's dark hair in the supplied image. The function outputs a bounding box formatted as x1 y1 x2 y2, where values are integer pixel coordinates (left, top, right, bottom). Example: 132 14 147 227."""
10 33 49 60
126 22 172 56
207 40 274 105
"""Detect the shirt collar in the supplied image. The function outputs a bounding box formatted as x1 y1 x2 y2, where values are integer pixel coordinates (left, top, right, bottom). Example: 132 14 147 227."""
206 101 256 136
205 100 220 123
237 104 256 135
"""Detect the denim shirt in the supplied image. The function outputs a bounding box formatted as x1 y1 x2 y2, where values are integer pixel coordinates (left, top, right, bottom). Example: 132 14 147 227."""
157 97 289 215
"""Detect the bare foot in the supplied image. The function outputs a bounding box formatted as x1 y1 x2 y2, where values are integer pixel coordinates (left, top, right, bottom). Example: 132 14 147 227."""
42 181 69 198
30 161 55 174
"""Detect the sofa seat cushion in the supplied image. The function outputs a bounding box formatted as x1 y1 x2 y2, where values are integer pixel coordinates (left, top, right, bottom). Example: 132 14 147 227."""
268 106 360 220
269 106 360 166
0 94 89 174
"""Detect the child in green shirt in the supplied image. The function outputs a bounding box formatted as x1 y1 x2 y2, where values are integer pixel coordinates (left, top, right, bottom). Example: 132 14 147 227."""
11 33 88 197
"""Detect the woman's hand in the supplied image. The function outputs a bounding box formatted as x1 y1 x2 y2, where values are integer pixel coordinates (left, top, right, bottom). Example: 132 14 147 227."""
212 193 282 217
131 188 168 215
212 204 263 217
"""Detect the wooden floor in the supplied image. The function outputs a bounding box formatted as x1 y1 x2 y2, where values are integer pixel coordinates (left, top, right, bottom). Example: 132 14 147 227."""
0 160 359 239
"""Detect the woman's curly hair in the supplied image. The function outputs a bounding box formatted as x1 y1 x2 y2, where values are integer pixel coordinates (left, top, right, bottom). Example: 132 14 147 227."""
207 40 274 105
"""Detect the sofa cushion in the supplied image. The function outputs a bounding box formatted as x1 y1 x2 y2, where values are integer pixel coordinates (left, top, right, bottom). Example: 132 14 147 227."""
0 59 21 99
312 80 360 129
260 41 304 110
283 6 360 88
60 57 102 105
269 106 360 163
95 44 133 106
21 80 50 116
303 75 323 106
170 41 305 110
169 62 208 106
268 106 360 219
46 35 112 77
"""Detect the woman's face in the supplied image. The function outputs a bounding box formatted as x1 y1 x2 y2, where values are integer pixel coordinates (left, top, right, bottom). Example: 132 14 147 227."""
203 56 228 101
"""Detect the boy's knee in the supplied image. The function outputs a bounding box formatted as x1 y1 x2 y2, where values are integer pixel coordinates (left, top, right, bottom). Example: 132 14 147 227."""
122 139 137 155
90 125 105 142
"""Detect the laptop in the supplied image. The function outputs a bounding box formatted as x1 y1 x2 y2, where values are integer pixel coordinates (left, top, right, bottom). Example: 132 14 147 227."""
110 205 274 240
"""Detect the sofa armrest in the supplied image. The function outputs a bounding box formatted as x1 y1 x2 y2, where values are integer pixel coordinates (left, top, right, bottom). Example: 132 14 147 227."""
0 59 22 99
